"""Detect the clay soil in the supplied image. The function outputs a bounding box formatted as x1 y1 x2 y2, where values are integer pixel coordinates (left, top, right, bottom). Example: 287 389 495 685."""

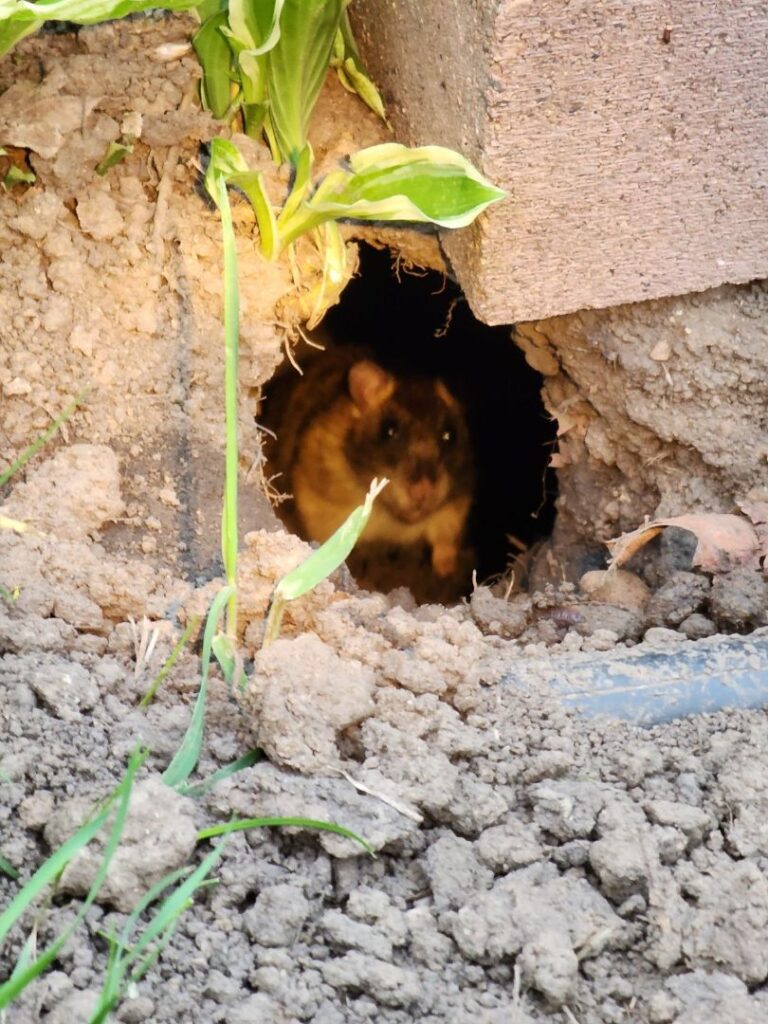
2 16 768 1024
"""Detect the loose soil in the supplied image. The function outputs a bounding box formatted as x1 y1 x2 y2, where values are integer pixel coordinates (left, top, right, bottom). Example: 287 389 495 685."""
2 16 768 1024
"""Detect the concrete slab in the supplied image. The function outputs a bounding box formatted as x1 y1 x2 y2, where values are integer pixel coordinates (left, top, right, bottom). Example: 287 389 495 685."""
353 1 768 324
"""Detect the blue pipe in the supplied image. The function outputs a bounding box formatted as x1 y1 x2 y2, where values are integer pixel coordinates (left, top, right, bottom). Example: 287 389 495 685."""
503 633 768 726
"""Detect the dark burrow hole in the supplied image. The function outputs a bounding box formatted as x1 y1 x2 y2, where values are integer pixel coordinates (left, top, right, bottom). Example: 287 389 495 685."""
261 243 558 603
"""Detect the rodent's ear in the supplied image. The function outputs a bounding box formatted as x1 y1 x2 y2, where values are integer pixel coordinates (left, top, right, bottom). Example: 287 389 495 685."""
348 360 395 412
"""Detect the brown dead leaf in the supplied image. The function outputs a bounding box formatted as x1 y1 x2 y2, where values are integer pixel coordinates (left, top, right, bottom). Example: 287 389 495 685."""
607 513 763 574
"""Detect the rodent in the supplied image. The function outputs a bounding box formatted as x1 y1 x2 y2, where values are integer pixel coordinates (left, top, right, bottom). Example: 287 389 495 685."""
262 345 474 581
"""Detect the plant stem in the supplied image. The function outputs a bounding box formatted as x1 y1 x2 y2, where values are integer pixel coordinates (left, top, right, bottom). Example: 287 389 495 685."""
217 175 239 640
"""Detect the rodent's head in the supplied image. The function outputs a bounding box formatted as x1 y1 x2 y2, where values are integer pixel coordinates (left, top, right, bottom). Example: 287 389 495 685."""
343 359 472 524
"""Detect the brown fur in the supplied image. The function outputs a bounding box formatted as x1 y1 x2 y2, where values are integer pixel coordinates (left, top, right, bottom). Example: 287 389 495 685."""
261 346 474 579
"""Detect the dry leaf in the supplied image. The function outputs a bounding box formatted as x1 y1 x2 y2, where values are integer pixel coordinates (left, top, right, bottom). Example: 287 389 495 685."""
607 513 763 574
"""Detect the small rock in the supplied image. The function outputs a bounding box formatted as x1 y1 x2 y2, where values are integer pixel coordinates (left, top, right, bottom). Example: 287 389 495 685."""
44 990 99 1023
320 909 393 961
644 800 712 846
405 905 453 967
589 833 651 901
451 890 522 963
529 780 606 841
19 790 55 830
470 587 529 639
76 187 124 240
245 634 375 772
678 613 717 639
476 821 544 872
44 776 197 912
53 590 105 632
423 835 493 911
4 376 31 396
645 572 710 628
580 569 651 611
28 660 100 722
643 626 687 646
518 930 578 1007
709 568 768 630
4 444 124 541
228 993 280 1024
243 883 311 947
680 859 768 984
320 952 421 1008
116 997 156 1022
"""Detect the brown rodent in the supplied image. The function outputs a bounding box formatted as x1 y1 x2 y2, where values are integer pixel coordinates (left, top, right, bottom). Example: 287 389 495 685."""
262 346 474 580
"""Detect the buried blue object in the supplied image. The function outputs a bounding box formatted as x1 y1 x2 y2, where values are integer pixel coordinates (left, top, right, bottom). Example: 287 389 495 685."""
503 633 768 727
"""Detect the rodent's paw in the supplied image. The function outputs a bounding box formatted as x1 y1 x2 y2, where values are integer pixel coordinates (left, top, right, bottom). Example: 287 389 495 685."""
432 541 459 578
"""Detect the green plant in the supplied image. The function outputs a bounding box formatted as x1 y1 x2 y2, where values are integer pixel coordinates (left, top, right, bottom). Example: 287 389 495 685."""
262 476 388 645
0 748 147 1009
194 0 384 162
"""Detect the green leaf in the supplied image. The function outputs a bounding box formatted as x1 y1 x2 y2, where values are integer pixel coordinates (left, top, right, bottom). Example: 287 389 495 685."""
161 587 232 788
225 0 283 53
262 477 387 644
330 8 386 122
198 816 374 856
0 748 147 1007
264 0 345 164
278 141 313 224
205 137 279 260
0 0 201 55
279 143 506 245
193 10 237 120
178 749 262 797
0 11 40 56
95 139 132 177
211 633 246 690
0 390 86 489
138 615 199 709
3 164 35 187
0 853 19 880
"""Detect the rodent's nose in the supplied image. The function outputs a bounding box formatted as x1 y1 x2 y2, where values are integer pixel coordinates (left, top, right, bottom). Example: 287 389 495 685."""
408 477 435 506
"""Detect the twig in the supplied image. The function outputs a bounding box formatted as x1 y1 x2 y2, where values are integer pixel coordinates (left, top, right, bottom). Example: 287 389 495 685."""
129 616 160 679
326 765 424 823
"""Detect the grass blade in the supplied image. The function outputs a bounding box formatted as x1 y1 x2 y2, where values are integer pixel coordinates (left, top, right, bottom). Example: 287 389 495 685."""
138 615 199 709
177 749 263 798
161 587 231 788
0 854 19 880
0 748 146 1007
91 865 191 1017
0 391 86 489
197 816 374 856
262 477 387 645
89 843 226 1023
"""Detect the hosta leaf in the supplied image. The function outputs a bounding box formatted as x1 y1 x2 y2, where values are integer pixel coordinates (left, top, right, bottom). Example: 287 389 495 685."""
225 0 283 53
14 0 197 24
279 143 505 245
193 10 237 120
205 137 279 260
330 8 386 122
0 14 37 56
0 0 199 54
265 0 344 163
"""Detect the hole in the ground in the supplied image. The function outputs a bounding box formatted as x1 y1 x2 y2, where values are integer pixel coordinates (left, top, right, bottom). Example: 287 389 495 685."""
261 243 557 603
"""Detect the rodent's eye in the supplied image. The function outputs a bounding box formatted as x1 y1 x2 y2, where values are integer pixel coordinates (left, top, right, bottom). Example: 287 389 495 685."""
440 425 455 445
379 417 400 442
